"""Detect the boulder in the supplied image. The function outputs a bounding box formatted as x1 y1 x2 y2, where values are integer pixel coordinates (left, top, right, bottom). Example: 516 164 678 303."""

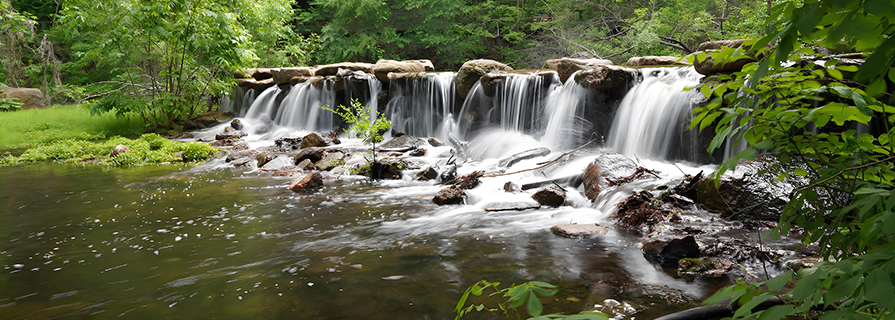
592 153 639 181
230 119 243 130
224 126 236 133
192 111 233 128
274 137 302 152
497 147 551 168
300 133 330 149
272 166 305 177
294 147 326 164
287 171 324 192
625 56 687 67
216 131 247 140
503 181 520 193
416 167 438 181
315 151 345 171
314 63 374 76
433 187 465 205
249 78 276 91
696 39 748 52
379 135 427 149
0 87 44 109
233 69 255 79
642 236 701 268
261 155 294 171
226 149 261 163
428 138 444 147
543 58 613 83
583 162 602 201
456 59 513 98
484 201 541 212
694 158 792 222
109 145 131 158
479 73 507 97
271 67 315 83
372 60 427 82
550 224 608 238
532 185 566 207
252 68 273 81
693 39 754 75
573 65 636 90
296 159 315 171
256 153 276 167
438 165 458 183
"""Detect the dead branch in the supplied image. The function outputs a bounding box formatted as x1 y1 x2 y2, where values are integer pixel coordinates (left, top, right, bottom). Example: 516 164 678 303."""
486 139 597 178
604 46 634 59
659 36 694 53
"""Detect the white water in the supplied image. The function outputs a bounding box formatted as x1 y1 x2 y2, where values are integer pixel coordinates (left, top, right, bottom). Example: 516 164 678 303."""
385 72 456 138
274 78 338 132
541 74 593 150
244 87 282 120
607 67 703 160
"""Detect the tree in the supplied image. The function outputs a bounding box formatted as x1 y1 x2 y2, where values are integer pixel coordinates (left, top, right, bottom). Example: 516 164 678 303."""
691 0 895 318
0 1 35 87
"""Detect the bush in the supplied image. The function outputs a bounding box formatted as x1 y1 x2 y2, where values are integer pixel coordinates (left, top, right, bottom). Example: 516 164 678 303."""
1 134 220 167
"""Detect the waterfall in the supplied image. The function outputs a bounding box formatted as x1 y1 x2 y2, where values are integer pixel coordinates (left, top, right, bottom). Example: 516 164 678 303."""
541 74 592 150
274 78 337 132
606 67 703 160
239 88 256 117
244 86 282 120
385 72 456 138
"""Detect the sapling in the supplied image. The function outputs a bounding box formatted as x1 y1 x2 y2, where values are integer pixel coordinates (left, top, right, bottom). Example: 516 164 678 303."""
320 99 391 179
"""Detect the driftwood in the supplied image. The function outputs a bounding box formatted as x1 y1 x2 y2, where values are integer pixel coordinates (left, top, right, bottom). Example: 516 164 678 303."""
520 174 583 191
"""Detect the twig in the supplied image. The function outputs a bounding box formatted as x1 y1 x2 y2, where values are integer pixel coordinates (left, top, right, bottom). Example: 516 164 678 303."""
604 46 635 59
791 155 895 195
485 139 596 178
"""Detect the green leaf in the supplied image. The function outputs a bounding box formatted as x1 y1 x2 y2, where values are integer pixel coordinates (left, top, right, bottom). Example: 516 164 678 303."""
753 140 775 150
865 79 887 98
528 281 556 289
766 270 793 292
526 292 543 317
733 293 773 319
793 169 808 177
756 305 795 320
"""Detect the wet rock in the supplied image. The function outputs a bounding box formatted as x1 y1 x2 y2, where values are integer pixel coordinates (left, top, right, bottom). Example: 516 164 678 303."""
294 147 326 164
252 68 273 80
287 171 324 192
484 201 541 212
290 76 313 86
272 166 305 177
416 167 438 181
625 56 687 67
380 135 426 149
315 151 345 171
532 185 566 207
616 190 668 231
438 165 458 183
503 181 520 193
231 157 255 167
543 58 613 83
192 111 233 128
643 236 701 268
497 147 550 168
109 145 131 158
593 153 639 181
433 187 465 205
314 62 374 76
456 59 512 98
226 149 261 162
296 159 315 171
408 148 425 157
573 65 636 90
428 138 444 147
1 86 44 109
372 60 427 82
256 153 276 167
224 126 235 133
677 258 733 279
230 119 243 130
479 73 507 97
300 133 330 149
457 171 484 189
583 162 602 201
550 224 608 238
249 78 276 91
216 131 247 140
209 138 242 148
271 67 315 83
607 166 661 186
785 256 822 272
260 155 294 171
694 159 791 222
275 137 302 152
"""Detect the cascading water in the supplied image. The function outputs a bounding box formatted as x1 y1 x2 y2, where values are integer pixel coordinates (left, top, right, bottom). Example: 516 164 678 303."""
606 67 704 160
541 73 593 150
385 72 456 138
274 78 338 132
239 88 256 117
244 86 282 120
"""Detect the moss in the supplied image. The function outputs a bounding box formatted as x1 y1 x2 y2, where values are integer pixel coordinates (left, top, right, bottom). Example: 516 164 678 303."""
1 134 220 167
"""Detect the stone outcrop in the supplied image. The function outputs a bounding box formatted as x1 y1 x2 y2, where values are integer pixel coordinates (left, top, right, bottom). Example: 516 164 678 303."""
532 185 566 207
0 87 44 109
372 60 428 82
456 59 513 98
314 63 375 76
550 224 608 238
573 65 635 90
543 58 613 83
625 56 687 67
252 68 273 81
271 67 315 83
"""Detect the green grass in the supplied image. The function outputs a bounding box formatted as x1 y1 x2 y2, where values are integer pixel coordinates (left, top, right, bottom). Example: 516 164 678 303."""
0 104 144 148
0 133 219 166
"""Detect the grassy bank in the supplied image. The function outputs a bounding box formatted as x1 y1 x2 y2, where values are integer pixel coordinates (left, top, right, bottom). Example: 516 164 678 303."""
0 104 144 148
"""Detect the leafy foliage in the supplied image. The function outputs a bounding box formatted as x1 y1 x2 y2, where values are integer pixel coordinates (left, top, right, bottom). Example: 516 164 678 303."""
0 133 218 166
455 280 608 320
690 0 895 318
321 99 391 145
0 96 22 111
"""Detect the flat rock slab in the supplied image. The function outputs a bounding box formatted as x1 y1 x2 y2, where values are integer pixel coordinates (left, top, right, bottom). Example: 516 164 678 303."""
550 224 608 238
484 201 541 212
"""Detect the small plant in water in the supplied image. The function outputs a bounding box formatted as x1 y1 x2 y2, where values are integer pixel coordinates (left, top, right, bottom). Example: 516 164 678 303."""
455 280 608 320
320 99 392 179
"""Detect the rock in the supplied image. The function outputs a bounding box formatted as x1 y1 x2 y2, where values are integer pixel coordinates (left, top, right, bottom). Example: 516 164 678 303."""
693 39 754 75
300 133 329 149
694 158 792 222
192 111 234 128
231 157 254 167
261 155 294 171
408 148 425 157
433 187 465 205
785 256 822 272
290 76 313 86
696 39 748 52
416 167 438 181
216 131 247 140
296 159 315 171
573 65 636 90
677 258 733 279
0 87 44 109
274 137 302 152
543 58 613 83
230 119 243 130
379 135 427 149
287 171 324 192
249 78 276 91
372 60 427 82
497 147 551 168
109 145 131 158
625 56 688 66
583 162 602 201
550 224 608 238
503 181 520 193
271 67 315 83
315 151 345 171
233 69 254 79
532 185 566 206
314 62 375 76
456 59 512 98
272 166 305 177
224 126 235 133
485 201 541 212
478 73 507 97
428 138 444 147
438 165 458 183
643 236 701 268
593 153 639 181
294 147 326 164
252 68 273 80
256 153 276 167
226 149 260 162
521 175 583 191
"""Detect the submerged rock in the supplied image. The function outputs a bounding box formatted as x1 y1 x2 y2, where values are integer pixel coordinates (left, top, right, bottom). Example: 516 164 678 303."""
226 149 261 163
532 185 566 207
433 187 465 205
550 224 608 238
109 145 131 158
287 171 324 192
456 59 512 98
